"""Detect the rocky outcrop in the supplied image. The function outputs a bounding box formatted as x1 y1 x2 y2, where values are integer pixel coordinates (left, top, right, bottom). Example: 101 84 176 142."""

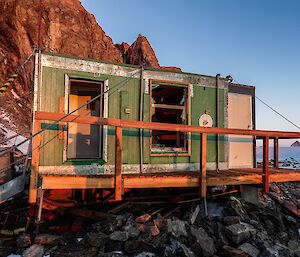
0 0 124 132
0 0 181 133
291 141 300 147
126 34 160 68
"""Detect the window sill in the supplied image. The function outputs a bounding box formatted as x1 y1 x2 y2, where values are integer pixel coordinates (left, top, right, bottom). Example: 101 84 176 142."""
63 159 105 165
150 152 190 157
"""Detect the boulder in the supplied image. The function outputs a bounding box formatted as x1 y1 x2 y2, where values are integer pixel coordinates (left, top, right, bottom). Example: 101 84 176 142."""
223 216 241 225
167 219 188 238
134 252 155 257
164 239 195 257
34 233 62 245
227 196 248 219
190 226 216 257
109 230 129 242
22 244 44 257
124 224 140 238
259 247 279 257
135 214 152 223
85 231 107 250
149 224 160 236
97 252 128 257
238 243 260 257
225 223 256 244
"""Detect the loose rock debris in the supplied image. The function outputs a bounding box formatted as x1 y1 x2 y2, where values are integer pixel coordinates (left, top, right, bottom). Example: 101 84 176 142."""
1 186 300 257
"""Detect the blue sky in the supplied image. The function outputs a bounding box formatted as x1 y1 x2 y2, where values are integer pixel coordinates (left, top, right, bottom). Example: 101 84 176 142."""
81 0 300 135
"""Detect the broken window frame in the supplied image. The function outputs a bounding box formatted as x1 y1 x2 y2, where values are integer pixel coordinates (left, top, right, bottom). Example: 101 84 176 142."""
149 79 191 156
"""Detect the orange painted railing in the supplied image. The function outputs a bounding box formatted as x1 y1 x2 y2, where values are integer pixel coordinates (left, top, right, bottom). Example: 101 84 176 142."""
29 111 300 202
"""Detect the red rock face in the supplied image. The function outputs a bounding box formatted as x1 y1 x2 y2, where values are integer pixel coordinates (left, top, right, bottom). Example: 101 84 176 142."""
115 42 130 61
0 0 181 132
160 66 182 73
126 34 160 68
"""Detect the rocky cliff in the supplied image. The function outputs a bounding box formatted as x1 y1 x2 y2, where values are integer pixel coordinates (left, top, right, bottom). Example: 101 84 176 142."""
0 0 180 133
291 141 300 147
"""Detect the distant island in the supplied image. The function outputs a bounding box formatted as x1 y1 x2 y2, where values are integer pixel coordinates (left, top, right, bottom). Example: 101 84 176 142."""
291 141 300 147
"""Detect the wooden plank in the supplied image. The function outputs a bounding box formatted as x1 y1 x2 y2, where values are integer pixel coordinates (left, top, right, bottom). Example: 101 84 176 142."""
29 120 41 204
200 133 207 197
274 138 279 168
270 172 300 183
207 174 263 186
35 111 300 139
115 127 122 201
152 104 185 110
42 175 114 189
263 136 270 192
41 170 300 190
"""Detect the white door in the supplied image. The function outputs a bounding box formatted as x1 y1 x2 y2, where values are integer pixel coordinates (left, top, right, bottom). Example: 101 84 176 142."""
228 93 253 168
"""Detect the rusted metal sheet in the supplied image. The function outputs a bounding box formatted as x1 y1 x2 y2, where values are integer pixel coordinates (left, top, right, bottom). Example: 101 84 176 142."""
0 174 25 204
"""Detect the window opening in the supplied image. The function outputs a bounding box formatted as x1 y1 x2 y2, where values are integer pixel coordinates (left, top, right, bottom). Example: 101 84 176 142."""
151 82 189 153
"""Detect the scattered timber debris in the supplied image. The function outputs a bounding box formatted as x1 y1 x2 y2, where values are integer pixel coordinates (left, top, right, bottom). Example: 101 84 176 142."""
0 185 300 257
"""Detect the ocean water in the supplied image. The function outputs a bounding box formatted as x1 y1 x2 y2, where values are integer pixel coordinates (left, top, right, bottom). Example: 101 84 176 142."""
256 147 300 162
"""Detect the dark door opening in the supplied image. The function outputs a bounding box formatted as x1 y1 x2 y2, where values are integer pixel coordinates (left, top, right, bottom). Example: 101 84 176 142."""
67 79 104 159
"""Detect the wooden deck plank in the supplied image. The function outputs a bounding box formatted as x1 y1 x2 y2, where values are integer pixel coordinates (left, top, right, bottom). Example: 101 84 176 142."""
41 168 300 190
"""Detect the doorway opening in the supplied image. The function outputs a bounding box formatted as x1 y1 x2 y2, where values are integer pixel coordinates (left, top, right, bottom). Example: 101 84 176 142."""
67 79 104 159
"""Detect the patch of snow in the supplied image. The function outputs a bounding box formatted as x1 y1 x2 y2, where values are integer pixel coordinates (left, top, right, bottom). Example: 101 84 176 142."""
0 109 16 129
0 112 11 123
0 123 28 154
7 255 22 257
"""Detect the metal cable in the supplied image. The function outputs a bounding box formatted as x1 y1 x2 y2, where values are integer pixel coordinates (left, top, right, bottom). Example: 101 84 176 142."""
0 110 91 174
231 79 300 130
0 70 140 173
255 96 300 130
0 68 141 158
0 47 36 94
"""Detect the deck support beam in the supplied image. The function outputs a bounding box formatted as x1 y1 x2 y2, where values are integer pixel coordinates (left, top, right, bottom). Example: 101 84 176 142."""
274 137 279 168
35 188 44 235
263 136 270 192
29 120 41 204
115 127 123 201
200 133 207 197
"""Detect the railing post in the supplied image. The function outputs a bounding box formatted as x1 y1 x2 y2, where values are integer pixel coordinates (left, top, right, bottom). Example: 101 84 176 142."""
263 136 270 192
200 133 207 198
115 126 123 201
29 120 41 204
274 137 279 168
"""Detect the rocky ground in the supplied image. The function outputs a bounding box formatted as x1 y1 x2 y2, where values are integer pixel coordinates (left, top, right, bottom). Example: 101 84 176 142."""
280 158 300 170
1 185 300 257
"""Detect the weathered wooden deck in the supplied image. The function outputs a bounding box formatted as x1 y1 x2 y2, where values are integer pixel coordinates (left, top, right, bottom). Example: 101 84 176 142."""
41 168 300 190
29 111 300 203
